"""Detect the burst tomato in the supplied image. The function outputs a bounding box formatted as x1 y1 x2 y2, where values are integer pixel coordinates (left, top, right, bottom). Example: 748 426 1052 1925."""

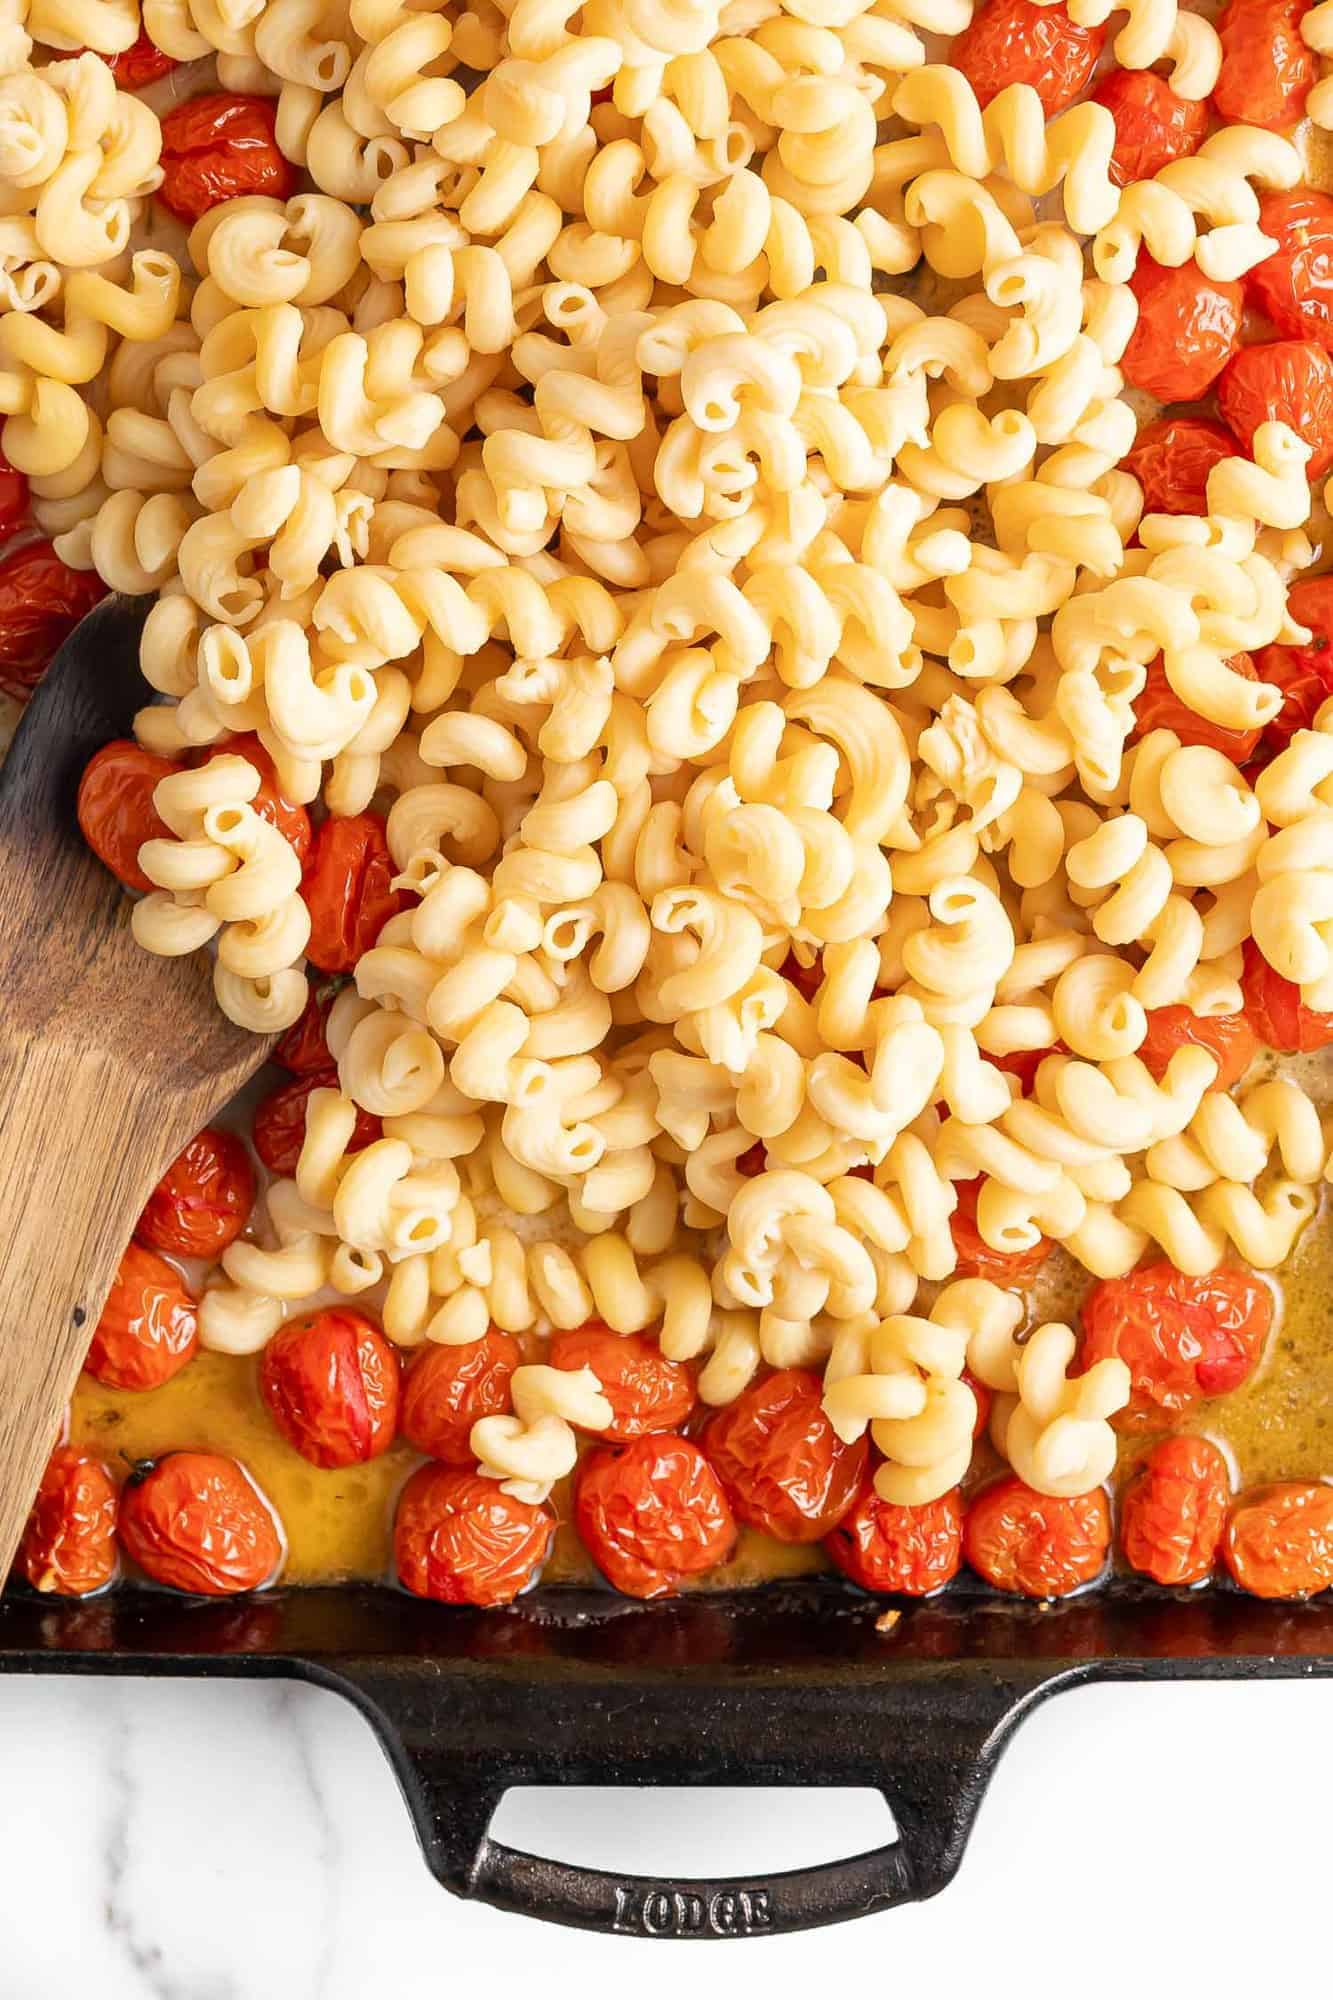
16 1447 118 1596
963 1368 992 1439
157 93 296 224
1240 937 1333 1051
1137 1006 1257 1091
1079 1262 1272 1423
135 1127 255 1260
949 1176 1051 1283
737 1140 767 1177
964 1476 1110 1597
1131 653 1262 762
1218 339 1333 478
394 1464 554 1607
1124 417 1236 518
550 1323 696 1442
990 1044 1060 1095
1122 259 1244 402
1120 1435 1230 1586
301 813 407 974
199 735 311 865
251 1071 381 1177
119 1452 282 1595
1223 1481 1333 1598
85 1243 198 1391
400 1327 522 1464
1091 69 1209 186
273 980 343 1074
950 0 1104 112
259 1308 400 1468
703 1368 867 1543
779 949 823 1003
0 541 108 701
77 741 182 894
1251 574 1333 759
0 444 28 538
1248 189 1333 348
825 1483 964 1595
575 1436 737 1598
1213 0 1314 131
106 25 178 85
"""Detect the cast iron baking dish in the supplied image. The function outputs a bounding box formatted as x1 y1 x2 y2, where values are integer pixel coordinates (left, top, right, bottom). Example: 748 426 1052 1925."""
2 1576 1330 1936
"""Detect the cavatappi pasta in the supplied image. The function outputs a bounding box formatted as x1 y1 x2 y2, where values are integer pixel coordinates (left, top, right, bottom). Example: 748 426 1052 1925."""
8 0 1333 1608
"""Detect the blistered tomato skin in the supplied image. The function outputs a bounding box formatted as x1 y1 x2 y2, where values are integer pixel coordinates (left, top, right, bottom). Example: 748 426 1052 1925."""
119 1453 282 1595
703 1368 867 1543
157 94 296 223
825 1485 964 1596
1132 653 1262 763
394 1464 555 1607
964 1476 1111 1598
1138 1006 1257 1092
85 1243 198 1391
1213 0 1314 131
1224 1482 1333 1598
106 26 178 84
259 1308 400 1468
1079 1262 1272 1423
1240 937 1333 1052
136 1127 255 1259
0 444 28 538
1249 189 1333 348
575 1436 738 1598
301 813 407 974
0 541 109 701
950 0 1104 113
1218 340 1333 479
252 1070 382 1176
549 1323 696 1442
17 1447 118 1596
1120 1436 1230 1587
1124 417 1236 519
1122 259 1244 402
205 733 312 864
1091 69 1208 185
949 1176 1051 1283
77 741 183 894
273 981 342 1074
1251 575 1333 762
400 1327 522 1464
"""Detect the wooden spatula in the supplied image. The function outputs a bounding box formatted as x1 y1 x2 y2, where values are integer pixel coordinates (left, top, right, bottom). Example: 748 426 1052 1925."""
0 594 275 1584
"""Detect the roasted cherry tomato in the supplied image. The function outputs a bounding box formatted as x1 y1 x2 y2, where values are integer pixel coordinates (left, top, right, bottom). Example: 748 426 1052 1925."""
135 1126 255 1260
949 1175 1051 1283
1251 574 1333 760
950 0 1104 113
0 444 28 538
394 1463 554 1607
779 949 823 1003
1091 69 1209 186
1223 1481 1333 1598
273 979 343 1074
77 740 182 894
1131 652 1262 763
989 1044 1060 1095
1124 417 1236 519
85 1243 198 1391
1248 189 1333 348
198 734 311 865
1121 258 1244 402
119 1452 282 1595
251 1071 382 1178
964 1475 1110 1597
575 1436 738 1598
157 93 296 224
400 1326 522 1464
962 1367 992 1440
1079 1261 1272 1423
16 1446 118 1596
0 540 108 701
1137 1005 1257 1091
703 1368 867 1543
106 25 179 85
1218 339 1333 478
737 1139 767 1177
1213 0 1314 131
259 1308 400 1468
301 812 407 974
1120 1435 1230 1587
1240 937 1333 1052
550 1322 696 1442
825 1482 964 1595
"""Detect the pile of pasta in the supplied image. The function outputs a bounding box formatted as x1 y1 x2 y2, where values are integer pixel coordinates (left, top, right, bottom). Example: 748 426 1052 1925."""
7 0 1333 1515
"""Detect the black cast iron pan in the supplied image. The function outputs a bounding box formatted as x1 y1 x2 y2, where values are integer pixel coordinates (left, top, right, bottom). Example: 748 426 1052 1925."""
1 1575 1329 1937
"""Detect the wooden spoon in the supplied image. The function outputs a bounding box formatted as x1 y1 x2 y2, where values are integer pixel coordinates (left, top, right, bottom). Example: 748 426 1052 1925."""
0 595 275 1583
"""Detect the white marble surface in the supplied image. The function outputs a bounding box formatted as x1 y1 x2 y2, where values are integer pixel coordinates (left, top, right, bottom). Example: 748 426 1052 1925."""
0 1671 1325 1996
